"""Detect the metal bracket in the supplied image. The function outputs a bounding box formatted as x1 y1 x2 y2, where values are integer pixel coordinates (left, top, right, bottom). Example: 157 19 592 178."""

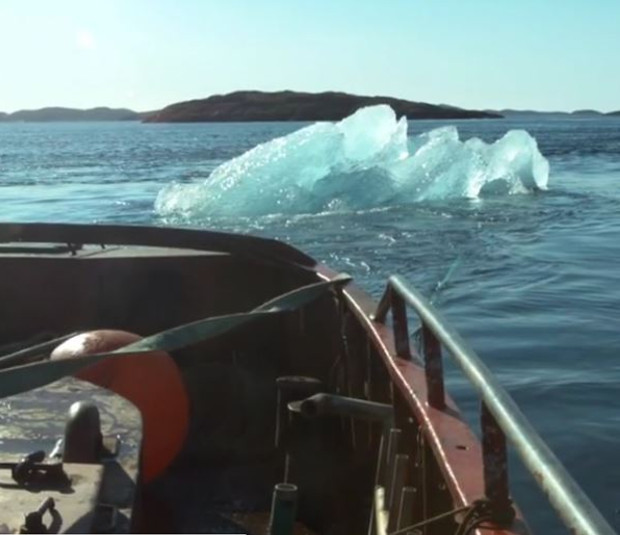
20 497 56 534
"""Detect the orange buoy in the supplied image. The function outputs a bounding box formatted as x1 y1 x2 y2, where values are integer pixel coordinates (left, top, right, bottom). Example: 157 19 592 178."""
51 330 190 483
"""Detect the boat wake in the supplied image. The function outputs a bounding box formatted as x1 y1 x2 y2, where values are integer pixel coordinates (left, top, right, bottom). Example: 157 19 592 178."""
155 105 549 218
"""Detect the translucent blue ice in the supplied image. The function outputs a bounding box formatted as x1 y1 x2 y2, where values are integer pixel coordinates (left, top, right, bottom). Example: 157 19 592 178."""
155 105 549 217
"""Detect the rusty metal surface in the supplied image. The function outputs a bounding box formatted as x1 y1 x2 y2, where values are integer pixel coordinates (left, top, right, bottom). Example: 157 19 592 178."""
481 403 513 524
420 324 445 411
385 274 615 535
1 223 607 534
0 377 142 533
294 393 393 422
0 222 316 268
343 268 616 534
0 463 103 533
316 263 529 535
389 289 411 360
0 241 313 347
228 511 318 535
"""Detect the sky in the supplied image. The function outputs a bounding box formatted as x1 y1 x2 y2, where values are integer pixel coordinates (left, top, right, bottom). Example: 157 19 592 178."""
1 0 619 113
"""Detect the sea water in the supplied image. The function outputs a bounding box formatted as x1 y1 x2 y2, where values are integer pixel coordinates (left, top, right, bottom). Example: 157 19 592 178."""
2 111 620 533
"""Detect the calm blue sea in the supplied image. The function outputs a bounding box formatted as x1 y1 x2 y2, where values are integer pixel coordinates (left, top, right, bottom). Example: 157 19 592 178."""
2 116 620 533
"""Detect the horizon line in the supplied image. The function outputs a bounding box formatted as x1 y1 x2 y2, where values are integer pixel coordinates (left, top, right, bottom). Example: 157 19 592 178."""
1 88 619 117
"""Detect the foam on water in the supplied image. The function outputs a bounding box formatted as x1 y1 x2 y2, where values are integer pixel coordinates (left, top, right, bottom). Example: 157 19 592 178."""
155 105 549 217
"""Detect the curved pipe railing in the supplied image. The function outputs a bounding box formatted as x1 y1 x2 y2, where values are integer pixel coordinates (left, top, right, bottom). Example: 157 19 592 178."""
374 275 615 535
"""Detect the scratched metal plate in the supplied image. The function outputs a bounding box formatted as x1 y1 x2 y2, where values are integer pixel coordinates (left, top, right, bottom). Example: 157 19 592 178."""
0 377 142 533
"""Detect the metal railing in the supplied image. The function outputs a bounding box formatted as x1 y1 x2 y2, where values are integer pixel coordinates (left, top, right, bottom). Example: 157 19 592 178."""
374 275 615 535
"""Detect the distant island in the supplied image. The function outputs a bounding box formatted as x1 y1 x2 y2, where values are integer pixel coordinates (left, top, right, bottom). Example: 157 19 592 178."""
143 90 501 122
0 107 142 122
494 109 620 118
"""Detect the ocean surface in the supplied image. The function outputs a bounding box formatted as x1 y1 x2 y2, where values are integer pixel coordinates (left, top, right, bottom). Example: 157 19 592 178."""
2 113 620 533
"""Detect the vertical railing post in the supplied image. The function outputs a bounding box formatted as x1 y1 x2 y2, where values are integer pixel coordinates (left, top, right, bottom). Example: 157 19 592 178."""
373 283 392 324
390 289 411 360
481 402 515 526
421 324 445 409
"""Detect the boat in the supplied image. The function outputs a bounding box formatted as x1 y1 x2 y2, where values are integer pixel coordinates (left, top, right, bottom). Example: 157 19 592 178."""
0 222 613 534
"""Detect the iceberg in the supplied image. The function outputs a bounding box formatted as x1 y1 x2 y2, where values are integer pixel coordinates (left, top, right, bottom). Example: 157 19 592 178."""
155 105 549 218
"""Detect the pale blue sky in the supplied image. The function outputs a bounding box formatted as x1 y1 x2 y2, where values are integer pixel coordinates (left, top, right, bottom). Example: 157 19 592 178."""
1 0 618 112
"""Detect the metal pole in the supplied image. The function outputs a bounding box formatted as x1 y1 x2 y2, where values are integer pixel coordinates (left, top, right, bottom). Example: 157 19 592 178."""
269 483 298 535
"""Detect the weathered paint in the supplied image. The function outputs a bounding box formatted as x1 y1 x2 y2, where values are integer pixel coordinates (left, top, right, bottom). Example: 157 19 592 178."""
317 264 529 535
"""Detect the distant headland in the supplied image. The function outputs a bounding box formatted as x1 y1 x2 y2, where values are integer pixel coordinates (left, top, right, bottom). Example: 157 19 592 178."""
143 90 500 122
0 107 143 122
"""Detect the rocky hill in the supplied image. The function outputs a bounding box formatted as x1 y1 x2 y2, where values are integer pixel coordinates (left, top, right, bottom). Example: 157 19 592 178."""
144 90 501 122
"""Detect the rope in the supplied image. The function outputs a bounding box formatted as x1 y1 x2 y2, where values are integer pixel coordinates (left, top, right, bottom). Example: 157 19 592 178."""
412 254 461 344
387 499 498 535
387 503 470 535
428 255 461 306
454 499 496 535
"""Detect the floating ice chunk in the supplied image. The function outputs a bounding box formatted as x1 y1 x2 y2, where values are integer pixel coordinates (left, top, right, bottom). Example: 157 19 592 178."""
337 105 408 166
483 130 550 193
155 105 549 218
